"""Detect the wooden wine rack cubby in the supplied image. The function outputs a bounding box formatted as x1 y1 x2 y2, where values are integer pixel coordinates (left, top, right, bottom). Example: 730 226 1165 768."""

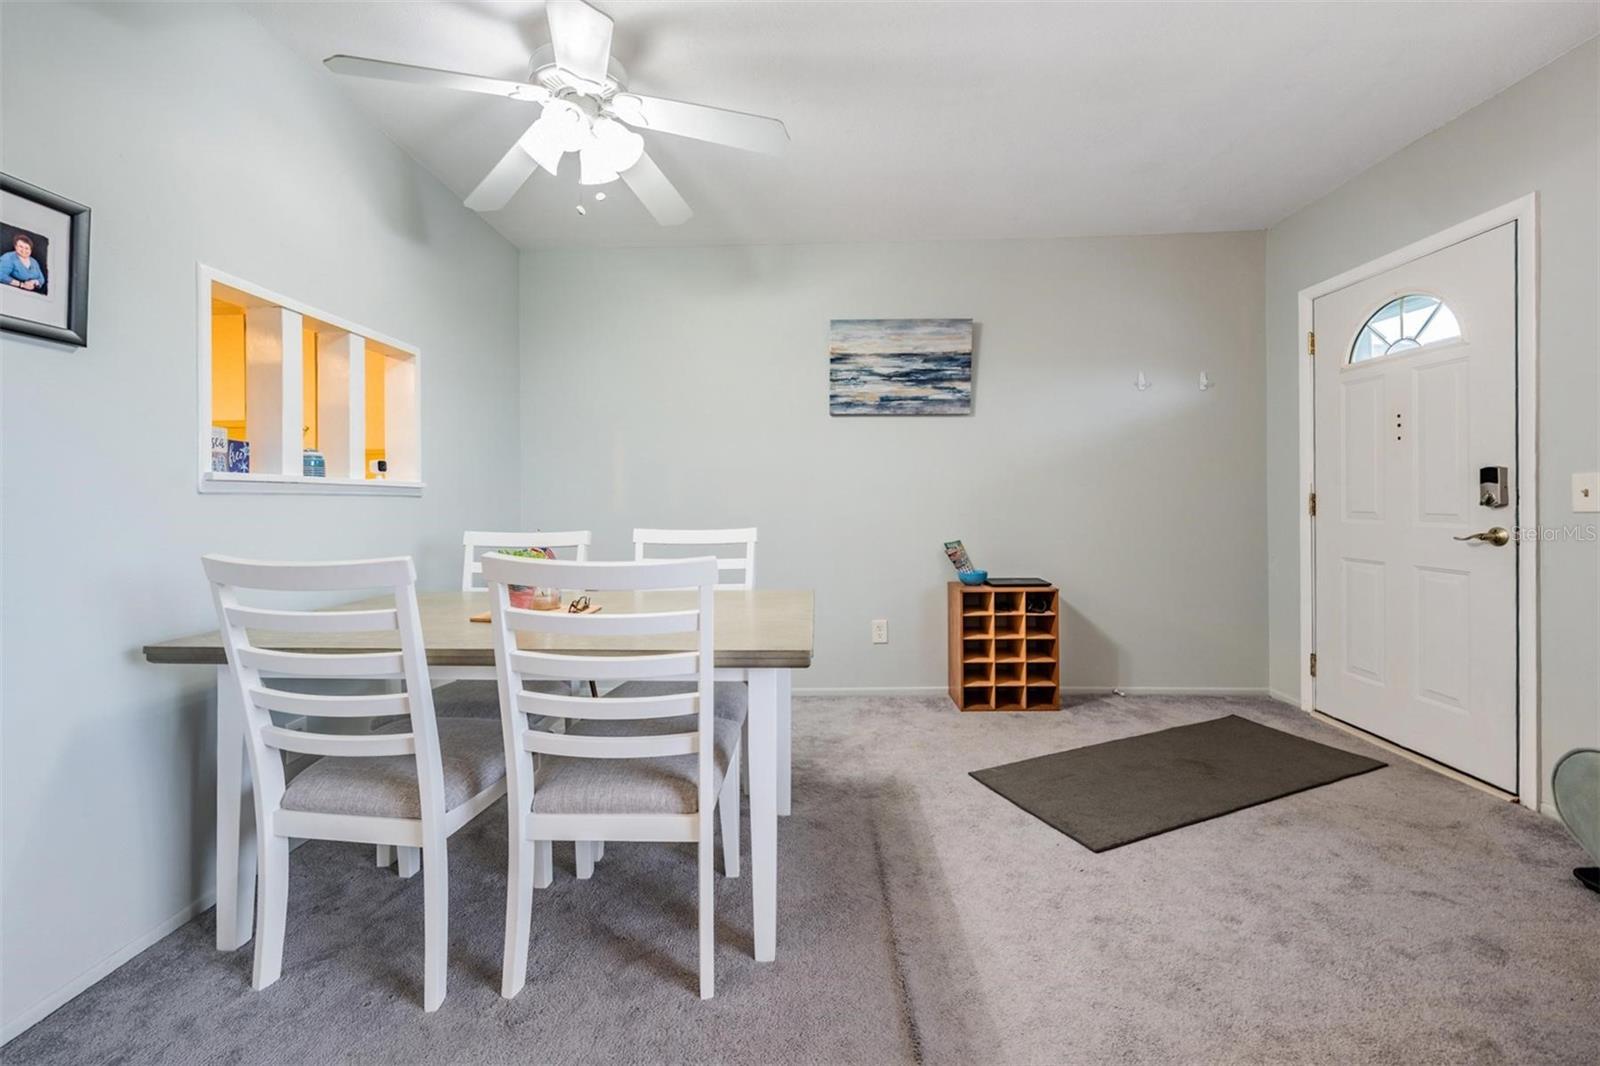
947 582 1060 711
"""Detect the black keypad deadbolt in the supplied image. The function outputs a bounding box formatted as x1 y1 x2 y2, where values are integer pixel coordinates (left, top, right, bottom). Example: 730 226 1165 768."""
1480 465 1509 509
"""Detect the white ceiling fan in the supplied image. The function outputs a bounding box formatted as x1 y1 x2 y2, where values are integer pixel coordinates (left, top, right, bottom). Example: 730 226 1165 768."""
323 0 788 226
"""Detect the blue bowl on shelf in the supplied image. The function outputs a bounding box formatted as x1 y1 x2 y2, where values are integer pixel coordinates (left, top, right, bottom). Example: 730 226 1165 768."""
958 569 988 585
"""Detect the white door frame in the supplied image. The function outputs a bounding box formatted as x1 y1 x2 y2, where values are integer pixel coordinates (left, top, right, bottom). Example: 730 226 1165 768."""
1297 194 1539 806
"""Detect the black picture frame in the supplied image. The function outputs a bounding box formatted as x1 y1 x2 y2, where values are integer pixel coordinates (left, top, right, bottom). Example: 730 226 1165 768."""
1 174 91 347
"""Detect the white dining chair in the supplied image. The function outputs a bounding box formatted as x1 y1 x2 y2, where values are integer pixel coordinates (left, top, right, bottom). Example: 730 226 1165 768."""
202 555 507 1012
420 528 594 872
484 553 743 1000
632 527 790 815
462 529 591 590
430 527 596 722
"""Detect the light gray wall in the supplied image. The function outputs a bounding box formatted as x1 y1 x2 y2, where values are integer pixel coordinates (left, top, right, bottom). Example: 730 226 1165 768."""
0 3 520 1038
520 233 1267 692
1264 40 1600 786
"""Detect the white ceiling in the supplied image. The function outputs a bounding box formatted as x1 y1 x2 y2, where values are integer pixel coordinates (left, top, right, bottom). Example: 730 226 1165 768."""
251 1 1599 249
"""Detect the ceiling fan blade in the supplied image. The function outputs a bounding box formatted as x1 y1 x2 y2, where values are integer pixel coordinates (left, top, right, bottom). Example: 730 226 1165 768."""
609 93 788 155
323 55 549 103
546 0 613 84
620 152 692 226
464 131 542 212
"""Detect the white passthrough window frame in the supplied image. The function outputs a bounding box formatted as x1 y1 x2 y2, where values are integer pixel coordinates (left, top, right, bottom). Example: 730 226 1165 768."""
196 263 423 496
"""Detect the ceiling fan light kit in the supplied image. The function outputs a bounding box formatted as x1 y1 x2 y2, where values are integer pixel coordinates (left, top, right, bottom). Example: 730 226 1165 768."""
323 0 788 226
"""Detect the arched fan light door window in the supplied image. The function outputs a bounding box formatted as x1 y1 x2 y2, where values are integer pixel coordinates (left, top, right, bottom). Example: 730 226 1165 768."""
1349 294 1461 363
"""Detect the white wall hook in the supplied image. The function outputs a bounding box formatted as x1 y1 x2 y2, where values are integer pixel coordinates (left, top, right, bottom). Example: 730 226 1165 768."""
1134 371 1152 391
1199 371 1213 391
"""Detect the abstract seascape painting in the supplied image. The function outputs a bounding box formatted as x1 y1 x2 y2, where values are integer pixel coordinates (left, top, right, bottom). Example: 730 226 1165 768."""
829 318 973 415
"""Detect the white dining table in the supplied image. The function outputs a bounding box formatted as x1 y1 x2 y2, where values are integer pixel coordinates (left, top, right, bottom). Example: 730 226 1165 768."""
143 587 814 963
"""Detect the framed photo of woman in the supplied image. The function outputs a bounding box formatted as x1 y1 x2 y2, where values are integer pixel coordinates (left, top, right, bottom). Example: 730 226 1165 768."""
1 174 91 347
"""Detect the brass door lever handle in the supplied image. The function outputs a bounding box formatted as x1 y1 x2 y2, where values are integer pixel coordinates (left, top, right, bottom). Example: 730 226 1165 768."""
1453 527 1511 546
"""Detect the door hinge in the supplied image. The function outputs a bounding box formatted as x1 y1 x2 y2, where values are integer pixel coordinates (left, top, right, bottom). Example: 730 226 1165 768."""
1308 491 1317 517
1309 652 1318 678
1307 330 1316 357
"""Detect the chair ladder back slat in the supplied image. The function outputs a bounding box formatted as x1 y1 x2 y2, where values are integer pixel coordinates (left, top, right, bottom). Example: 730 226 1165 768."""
224 605 400 633
237 647 407 679
202 555 415 592
249 687 411 719
501 607 699 636
516 688 697 721
632 527 757 590
481 554 714 593
508 650 698 681
262 725 417 758
524 729 699 760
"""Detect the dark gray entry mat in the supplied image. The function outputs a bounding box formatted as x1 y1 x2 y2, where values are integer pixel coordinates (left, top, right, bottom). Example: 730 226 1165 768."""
970 714 1386 852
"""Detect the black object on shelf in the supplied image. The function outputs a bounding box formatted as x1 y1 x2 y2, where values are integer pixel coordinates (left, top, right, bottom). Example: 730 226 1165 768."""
986 577 1051 587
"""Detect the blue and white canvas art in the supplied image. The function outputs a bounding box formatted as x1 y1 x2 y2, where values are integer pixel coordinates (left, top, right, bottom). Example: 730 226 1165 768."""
828 318 973 416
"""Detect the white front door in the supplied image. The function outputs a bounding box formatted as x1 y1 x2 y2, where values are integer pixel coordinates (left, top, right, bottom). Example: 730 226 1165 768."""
1313 223 1518 791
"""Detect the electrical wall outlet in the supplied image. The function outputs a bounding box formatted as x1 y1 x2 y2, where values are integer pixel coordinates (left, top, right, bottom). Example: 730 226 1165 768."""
1573 472 1599 513
871 618 889 644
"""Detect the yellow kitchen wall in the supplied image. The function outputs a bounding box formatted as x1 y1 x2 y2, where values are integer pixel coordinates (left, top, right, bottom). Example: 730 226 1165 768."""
364 344 386 476
302 324 318 449
210 299 246 439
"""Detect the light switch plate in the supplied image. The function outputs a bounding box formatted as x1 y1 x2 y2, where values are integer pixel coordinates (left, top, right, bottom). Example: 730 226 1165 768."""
1574 472 1600 513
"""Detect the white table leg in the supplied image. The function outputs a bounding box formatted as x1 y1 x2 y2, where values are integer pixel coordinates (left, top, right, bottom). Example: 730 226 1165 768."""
748 668 778 962
777 668 792 817
216 666 255 951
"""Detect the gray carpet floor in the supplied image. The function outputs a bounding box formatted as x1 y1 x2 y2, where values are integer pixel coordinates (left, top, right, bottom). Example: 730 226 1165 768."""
6 694 1597 1065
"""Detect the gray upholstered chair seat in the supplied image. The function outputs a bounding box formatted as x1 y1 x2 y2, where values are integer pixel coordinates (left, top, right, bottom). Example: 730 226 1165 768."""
281 718 506 819
432 679 569 719
531 682 748 816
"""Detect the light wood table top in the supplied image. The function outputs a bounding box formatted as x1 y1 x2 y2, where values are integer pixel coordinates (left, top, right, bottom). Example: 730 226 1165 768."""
144 589 815 669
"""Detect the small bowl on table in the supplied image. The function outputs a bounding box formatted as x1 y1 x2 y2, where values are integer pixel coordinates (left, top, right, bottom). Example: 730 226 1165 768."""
957 569 989 586
509 585 562 611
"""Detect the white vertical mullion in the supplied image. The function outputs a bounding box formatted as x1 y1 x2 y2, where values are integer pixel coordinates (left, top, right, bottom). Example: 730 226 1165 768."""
318 332 364 480
385 353 419 481
197 268 215 483
244 305 290 475
279 309 303 477
348 335 366 479
314 331 348 479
